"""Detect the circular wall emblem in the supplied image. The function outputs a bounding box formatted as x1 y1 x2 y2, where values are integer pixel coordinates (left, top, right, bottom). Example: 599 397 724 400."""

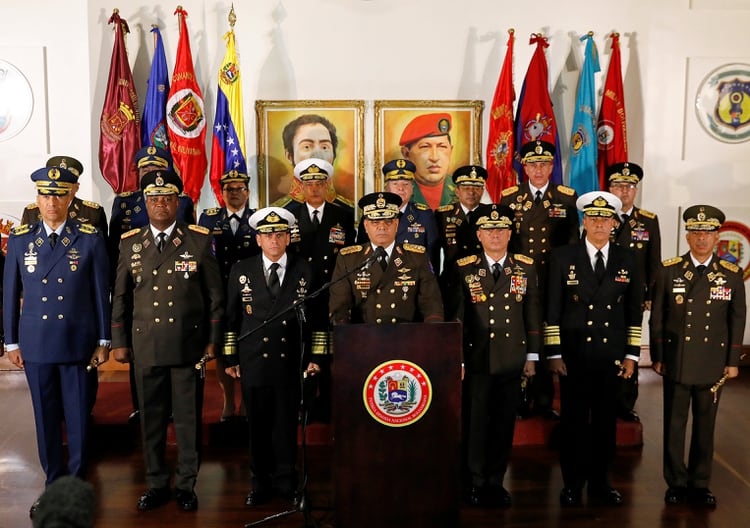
718 220 750 281
0 60 34 142
695 63 750 143
363 360 432 427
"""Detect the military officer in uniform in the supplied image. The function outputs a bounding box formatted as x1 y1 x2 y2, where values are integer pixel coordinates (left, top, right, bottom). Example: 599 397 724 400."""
435 164 485 280
111 170 224 512
607 161 662 422
198 169 259 421
650 205 745 507
545 191 643 507
500 140 579 419
330 191 443 325
21 156 108 236
285 158 355 422
223 207 316 506
109 145 196 424
3 166 110 518
356 159 440 272
444 204 541 507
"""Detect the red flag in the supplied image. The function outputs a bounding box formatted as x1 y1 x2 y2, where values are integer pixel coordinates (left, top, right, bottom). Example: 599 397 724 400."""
485 29 516 201
167 6 207 203
513 34 563 185
99 9 140 194
596 32 628 189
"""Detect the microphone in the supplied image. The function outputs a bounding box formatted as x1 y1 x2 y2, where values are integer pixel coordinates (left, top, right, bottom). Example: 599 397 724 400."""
359 245 386 269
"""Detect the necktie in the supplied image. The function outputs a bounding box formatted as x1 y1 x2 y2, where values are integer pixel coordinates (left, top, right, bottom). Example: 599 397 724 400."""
696 264 706 276
534 190 542 205
156 232 166 252
377 246 387 271
268 262 281 298
312 209 320 229
595 250 606 282
621 213 629 225
229 214 240 234
49 232 58 248
492 262 501 281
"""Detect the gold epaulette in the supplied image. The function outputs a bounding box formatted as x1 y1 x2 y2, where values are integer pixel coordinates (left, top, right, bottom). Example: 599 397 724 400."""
335 195 355 208
340 245 363 255
82 200 101 209
403 243 425 253
25 203 39 210
414 202 430 211
663 256 683 267
501 186 519 197
121 228 140 239
557 184 575 196
11 224 31 235
118 191 135 197
437 204 454 213
78 224 98 235
719 259 741 273
203 207 220 216
514 253 534 265
457 255 478 266
189 224 210 235
638 208 656 219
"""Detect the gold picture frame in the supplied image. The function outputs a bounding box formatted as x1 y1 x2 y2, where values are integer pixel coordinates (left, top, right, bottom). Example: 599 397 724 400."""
256 100 365 213
374 100 484 207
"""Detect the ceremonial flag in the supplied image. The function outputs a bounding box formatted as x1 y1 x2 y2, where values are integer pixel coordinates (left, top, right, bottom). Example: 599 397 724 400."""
99 9 140 194
167 6 207 203
513 34 563 185
568 33 601 195
485 29 516 201
596 32 628 189
141 25 170 151
209 11 247 205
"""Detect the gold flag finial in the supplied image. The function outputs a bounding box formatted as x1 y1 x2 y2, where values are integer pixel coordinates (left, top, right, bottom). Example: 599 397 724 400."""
228 4 237 28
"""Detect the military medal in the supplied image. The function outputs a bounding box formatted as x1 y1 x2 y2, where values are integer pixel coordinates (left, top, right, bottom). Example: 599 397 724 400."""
566 266 578 285
328 225 346 245
68 248 80 272
176 251 197 279
24 242 38 273
675 294 684 305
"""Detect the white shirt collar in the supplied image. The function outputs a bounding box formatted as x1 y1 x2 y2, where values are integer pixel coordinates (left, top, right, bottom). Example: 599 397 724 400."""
150 222 177 239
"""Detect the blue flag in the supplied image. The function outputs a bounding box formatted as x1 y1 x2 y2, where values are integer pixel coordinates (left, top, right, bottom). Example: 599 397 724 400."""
568 33 600 195
141 26 170 150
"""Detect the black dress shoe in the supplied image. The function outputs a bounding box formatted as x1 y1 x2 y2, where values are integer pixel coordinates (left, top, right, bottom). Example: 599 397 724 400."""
689 487 717 507
559 487 583 506
465 486 485 506
664 486 687 504
245 489 272 506
175 489 199 511
617 409 641 422
137 487 171 511
29 498 41 519
588 486 624 505
127 410 140 425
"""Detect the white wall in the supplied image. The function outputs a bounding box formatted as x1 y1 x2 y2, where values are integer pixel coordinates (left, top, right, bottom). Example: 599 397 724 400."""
1 0 749 259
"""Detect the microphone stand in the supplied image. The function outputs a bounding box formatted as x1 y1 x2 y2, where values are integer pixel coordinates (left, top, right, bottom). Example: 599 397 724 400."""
242 248 381 528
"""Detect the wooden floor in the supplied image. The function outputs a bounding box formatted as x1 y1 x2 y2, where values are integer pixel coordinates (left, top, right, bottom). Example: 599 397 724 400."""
1 357 749 528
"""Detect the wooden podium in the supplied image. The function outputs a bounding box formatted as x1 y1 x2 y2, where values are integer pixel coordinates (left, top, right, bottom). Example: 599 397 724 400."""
332 322 462 527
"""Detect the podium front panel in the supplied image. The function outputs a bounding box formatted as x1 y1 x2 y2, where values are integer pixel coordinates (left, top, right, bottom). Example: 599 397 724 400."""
333 322 461 527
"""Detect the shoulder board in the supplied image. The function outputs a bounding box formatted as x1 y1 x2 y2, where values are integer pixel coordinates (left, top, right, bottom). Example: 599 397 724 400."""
719 259 741 273
121 228 140 240
662 256 683 267
414 203 430 211
556 184 575 196
335 195 355 208
25 203 39 210
340 245 363 255
402 243 426 253
514 253 534 265
78 224 98 235
118 191 135 198
188 224 210 235
437 204 454 212
11 224 31 235
457 255 478 266
81 200 101 209
638 208 656 219
501 186 519 197
203 207 220 216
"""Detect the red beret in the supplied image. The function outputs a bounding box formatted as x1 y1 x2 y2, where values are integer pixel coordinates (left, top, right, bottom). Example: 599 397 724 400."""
399 113 452 147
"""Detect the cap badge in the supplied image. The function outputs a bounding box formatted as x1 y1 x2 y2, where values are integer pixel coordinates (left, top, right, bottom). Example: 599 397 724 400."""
267 212 281 223
622 167 630 176
147 146 157 155
697 211 706 221
438 118 450 134
396 159 406 169
228 170 238 177
308 165 320 174
155 176 164 186
59 158 68 169
593 196 608 207
376 195 386 208
470 167 477 178
535 145 543 154
491 210 499 220
48 168 60 180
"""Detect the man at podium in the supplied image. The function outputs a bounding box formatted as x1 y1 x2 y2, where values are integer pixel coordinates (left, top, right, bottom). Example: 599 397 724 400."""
329 191 443 324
